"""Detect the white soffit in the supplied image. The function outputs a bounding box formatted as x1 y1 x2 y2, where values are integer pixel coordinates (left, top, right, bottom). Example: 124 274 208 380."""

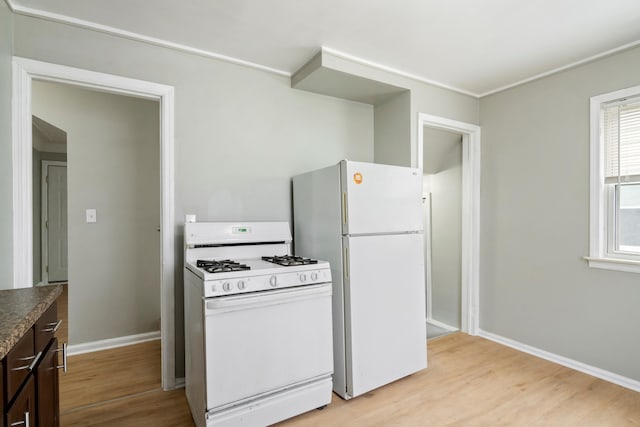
8 0 640 97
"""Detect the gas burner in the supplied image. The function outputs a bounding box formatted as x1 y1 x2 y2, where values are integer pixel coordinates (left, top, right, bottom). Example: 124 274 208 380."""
196 259 251 273
262 255 318 266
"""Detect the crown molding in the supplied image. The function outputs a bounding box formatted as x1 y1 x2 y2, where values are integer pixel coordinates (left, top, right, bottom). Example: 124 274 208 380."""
6 0 640 99
7 0 291 78
321 46 479 98
478 39 640 97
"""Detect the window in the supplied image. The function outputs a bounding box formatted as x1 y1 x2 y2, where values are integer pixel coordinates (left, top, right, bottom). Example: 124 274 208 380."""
588 86 640 273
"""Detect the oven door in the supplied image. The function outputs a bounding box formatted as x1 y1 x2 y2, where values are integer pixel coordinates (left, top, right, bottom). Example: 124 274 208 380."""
204 283 332 411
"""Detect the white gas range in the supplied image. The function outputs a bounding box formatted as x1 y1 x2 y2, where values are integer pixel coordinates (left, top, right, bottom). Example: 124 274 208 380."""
184 221 333 427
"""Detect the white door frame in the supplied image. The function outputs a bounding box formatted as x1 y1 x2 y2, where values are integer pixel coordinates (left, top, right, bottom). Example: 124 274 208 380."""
41 160 67 286
12 57 177 390
417 113 481 335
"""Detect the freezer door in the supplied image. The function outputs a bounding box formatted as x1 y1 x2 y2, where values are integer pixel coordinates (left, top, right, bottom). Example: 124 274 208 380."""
343 233 427 398
341 161 423 235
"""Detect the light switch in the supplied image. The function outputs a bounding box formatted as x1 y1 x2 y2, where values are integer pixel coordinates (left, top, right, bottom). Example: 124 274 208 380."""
86 209 97 223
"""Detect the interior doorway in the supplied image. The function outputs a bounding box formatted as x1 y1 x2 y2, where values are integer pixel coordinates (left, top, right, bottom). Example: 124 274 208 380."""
42 160 68 284
417 113 481 336
12 57 176 390
422 127 463 339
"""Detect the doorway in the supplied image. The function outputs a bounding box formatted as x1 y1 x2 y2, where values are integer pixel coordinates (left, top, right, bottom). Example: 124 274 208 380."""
41 160 68 284
12 57 176 390
417 113 481 336
422 127 463 339
32 114 69 286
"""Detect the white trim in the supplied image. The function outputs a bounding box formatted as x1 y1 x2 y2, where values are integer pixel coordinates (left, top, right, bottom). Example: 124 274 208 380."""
41 160 67 286
588 85 640 273
423 192 433 320
583 256 640 274
5 0 640 99
67 331 160 356
12 57 176 390
478 329 640 393
426 318 459 332
479 40 640 97
34 281 43 287
321 46 478 98
8 2 289 78
417 113 481 335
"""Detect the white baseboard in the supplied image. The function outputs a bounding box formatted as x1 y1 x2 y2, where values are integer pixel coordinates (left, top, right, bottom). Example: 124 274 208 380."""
174 377 185 389
67 331 161 356
426 318 460 332
34 281 43 287
477 329 640 393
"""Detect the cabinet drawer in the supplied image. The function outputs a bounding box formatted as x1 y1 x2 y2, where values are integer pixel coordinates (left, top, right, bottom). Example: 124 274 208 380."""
35 302 59 354
5 328 36 403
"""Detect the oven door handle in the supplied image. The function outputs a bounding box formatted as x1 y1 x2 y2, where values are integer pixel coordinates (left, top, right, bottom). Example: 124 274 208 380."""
205 283 331 314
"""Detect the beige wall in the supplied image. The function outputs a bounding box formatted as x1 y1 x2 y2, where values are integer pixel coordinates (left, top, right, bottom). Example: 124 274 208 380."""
0 1 13 289
480 45 640 381
32 81 161 345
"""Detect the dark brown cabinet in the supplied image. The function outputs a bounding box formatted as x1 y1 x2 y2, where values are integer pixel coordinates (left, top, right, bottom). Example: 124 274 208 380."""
6 375 35 427
2 300 62 427
35 339 59 427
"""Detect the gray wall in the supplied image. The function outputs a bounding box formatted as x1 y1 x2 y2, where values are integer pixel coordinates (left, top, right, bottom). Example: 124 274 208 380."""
32 81 161 345
0 1 13 289
423 127 462 328
12 15 375 374
374 91 411 167
32 142 68 285
480 45 640 381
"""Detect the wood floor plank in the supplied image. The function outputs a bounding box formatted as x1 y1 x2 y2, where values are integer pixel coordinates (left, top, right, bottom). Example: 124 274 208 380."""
61 389 193 427
60 340 161 412
60 333 640 426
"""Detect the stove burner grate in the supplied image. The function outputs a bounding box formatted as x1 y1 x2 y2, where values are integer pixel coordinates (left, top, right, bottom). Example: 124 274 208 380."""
196 259 251 273
262 255 318 266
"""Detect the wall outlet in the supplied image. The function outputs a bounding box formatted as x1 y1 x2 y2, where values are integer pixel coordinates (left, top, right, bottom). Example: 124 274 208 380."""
86 209 97 223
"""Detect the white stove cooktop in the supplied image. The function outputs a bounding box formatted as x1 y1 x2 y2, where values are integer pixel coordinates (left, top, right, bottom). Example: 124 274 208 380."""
185 257 332 297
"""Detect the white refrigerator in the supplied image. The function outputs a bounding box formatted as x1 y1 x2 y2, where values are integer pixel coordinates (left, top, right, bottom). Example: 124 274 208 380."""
293 160 427 400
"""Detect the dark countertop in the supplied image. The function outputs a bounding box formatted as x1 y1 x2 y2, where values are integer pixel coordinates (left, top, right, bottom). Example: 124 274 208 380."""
0 284 62 360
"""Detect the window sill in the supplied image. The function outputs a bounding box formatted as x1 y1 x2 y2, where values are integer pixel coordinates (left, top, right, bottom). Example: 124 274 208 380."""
584 256 640 274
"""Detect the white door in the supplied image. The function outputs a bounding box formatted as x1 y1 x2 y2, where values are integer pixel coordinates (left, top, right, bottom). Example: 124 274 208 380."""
343 233 426 397
47 164 68 282
341 161 423 235
204 284 333 410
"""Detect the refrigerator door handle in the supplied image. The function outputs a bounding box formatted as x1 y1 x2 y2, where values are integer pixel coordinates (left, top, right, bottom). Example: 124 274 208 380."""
344 245 349 279
342 191 348 226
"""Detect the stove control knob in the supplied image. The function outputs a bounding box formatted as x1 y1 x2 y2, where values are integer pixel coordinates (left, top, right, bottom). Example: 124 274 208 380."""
311 272 318 281
222 281 232 292
237 280 246 290
300 273 307 283
269 276 277 287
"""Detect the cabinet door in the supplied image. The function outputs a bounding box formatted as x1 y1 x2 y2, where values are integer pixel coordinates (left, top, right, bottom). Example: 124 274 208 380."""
36 338 60 427
1 363 4 411
5 328 35 402
7 374 35 427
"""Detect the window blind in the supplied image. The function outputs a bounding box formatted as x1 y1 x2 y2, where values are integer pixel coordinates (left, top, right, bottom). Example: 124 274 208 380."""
604 97 640 184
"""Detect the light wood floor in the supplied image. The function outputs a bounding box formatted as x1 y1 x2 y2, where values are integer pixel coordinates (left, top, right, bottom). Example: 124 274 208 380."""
58 332 640 426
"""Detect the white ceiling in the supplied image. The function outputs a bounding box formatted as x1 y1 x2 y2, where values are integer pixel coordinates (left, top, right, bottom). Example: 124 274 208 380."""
9 0 640 96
